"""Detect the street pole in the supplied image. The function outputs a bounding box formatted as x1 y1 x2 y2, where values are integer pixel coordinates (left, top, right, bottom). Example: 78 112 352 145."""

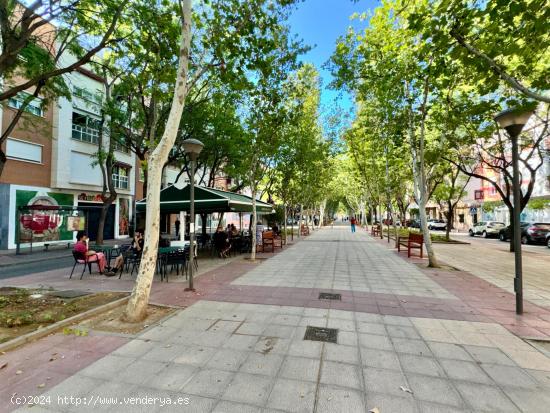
510 128 523 314
187 154 196 291
494 106 534 315
181 138 203 292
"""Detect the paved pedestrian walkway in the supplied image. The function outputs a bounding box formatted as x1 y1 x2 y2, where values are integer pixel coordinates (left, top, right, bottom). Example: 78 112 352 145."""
3 227 550 412
433 240 550 309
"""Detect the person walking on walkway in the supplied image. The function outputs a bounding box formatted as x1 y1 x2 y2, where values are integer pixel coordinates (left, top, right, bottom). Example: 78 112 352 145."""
175 218 181 238
350 216 357 233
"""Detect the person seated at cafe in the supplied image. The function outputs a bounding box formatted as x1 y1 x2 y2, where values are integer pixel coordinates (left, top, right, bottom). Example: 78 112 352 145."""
73 231 109 275
213 225 231 258
230 224 239 237
272 223 280 236
111 231 144 274
159 231 170 247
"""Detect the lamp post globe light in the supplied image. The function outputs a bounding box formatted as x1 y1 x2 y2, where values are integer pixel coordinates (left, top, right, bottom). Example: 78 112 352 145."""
182 138 204 291
494 107 534 315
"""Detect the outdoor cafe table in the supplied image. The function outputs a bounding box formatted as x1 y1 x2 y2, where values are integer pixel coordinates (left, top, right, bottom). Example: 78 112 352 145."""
90 244 121 267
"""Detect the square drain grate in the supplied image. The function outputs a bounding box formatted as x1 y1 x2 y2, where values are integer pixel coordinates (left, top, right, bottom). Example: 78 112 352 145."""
319 292 341 300
304 326 338 343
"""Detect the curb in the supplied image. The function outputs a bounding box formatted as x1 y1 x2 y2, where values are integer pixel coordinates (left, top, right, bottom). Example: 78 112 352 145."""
0 253 71 269
0 296 130 353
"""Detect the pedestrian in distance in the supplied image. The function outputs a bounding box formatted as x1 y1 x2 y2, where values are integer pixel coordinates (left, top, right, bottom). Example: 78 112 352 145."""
175 218 180 237
350 216 357 233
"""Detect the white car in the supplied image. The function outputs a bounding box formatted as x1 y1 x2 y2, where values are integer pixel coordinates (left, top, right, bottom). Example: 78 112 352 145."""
469 221 506 238
427 219 447 230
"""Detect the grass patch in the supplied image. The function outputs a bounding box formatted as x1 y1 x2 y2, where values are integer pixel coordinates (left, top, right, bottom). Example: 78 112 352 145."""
0 287 128 344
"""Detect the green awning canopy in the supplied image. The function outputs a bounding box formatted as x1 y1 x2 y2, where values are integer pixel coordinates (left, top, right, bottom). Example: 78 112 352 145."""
136 184 275 214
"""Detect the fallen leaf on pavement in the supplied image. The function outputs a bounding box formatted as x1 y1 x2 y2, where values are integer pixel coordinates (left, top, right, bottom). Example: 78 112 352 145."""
0 362 7 369
399 386 413 394
369 408 380 413
37 383 45 388
16 370 22 375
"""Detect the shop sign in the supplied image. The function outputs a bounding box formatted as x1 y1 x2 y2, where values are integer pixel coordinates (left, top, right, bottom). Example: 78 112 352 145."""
78 193 104 202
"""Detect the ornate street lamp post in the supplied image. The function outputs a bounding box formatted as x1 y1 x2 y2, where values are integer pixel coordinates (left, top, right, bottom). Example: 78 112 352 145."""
182 138 204 291
494 107 534 314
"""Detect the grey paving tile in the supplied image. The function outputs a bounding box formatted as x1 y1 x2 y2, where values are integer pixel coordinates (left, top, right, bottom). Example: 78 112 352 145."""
463 345 516 366
279 356 320 382
145 363 197 391
173 344 217 366
359 333 393 351
365 392 417 413
254 336 291 355
320 361 362 390
206 349 249 372
112 339 157 358
427 342 473 362
363 367 409 396
209 320 243 333
504 388 550 413
239 352 284 377
315 385 365 413
141 343 187 362
221 373 273 405
222 334 260 351
177 395 217 413
235 322 266 336
386 325 422 340
357 322 387 336
439 359 493 384
77 355 136 380
336 331 359 346
360 348 401 370
189 331 233 347
287 340 323 359
406 374 464 408
454 382 520 412
272 314 301 326
117 359 167 385
265 378 316 413
323 343 360 364
182 369 235 398
383 315 413 326
399 354 445 378
213 400 262 413
481 364 540 388
392 338 432 356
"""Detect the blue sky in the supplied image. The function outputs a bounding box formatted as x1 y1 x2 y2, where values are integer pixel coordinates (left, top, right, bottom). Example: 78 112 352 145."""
287 0 380 113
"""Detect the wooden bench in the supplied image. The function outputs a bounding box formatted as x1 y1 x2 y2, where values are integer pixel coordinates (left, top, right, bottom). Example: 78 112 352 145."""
371 225 381 237
398 232 423 258
261 231 274 252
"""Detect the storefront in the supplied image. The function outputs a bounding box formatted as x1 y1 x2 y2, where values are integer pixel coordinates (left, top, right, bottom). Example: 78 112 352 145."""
0 184 132 250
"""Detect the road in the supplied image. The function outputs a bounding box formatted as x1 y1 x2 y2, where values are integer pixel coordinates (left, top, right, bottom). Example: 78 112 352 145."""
0 256 73 280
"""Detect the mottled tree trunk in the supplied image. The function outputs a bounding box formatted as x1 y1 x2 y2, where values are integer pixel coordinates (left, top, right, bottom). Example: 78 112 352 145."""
123 0 193 322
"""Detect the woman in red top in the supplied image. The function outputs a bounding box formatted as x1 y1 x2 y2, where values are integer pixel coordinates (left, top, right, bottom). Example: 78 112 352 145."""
74 231 108 274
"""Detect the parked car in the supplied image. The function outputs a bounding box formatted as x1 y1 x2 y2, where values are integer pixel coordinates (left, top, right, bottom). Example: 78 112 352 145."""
469 221 506 238
408 219 421 228
428 219 447 231
520 223 550 244
547 232 550 248
498 222 530 242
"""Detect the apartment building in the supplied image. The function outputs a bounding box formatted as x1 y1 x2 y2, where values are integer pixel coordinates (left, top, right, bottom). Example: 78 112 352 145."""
458 118 550 228
0 65 137 250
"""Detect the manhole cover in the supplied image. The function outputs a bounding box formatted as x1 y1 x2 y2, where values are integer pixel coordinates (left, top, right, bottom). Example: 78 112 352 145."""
49 290 91 298
304 326 338 343
319 292 341 300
